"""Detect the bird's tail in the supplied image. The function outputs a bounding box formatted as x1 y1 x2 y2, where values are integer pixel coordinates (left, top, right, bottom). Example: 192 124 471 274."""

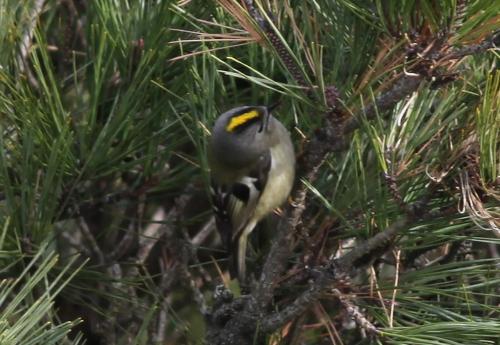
230 219 257 283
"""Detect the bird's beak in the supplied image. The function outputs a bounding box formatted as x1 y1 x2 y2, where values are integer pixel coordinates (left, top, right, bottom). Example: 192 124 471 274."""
267 101 281 113
263 101 281 131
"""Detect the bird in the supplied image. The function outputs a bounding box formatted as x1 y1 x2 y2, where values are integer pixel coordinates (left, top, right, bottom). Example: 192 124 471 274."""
209 104 295 282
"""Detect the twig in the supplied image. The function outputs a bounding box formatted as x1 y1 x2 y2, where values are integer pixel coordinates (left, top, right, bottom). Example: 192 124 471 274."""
63 0 88 48
153 296 170 344
137 186 192 265
332 73 424 154
335 218 408 271
332 288 377 335
191 217 216 246
108 220 137 261
77 217 105 264
181 262 209 316
313 302 343 345
388 249 401 328
243 0 309 87
369 266 390 322
153 248 180 344
16 0 45 89
331 30 500 154
260 218 408 332
442 30 499 61
261 271 329 332
136 207 168 265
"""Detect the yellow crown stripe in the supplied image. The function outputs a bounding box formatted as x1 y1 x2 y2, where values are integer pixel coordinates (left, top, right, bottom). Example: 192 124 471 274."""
225 110 260 132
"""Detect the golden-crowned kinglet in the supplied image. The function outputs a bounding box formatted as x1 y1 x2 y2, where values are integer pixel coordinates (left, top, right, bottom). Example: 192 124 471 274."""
209 105 295 282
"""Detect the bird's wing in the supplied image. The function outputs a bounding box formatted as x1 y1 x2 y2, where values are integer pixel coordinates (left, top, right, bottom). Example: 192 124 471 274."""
211 151 271 250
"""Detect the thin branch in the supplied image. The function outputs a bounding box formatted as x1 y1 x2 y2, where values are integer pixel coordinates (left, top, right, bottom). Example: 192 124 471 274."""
261 269 331 332
335 218 407 271
136 207 168 265
389 249 401 328
243 0 309 87
153 296 170 344
16 0 45 89
332 30 500 153
442 30 499 61
77 217 105 264
332 74 423 154
260 218 408 332
370 266 390 322
108 222 136 261
191 217 216 247
332 288 378 335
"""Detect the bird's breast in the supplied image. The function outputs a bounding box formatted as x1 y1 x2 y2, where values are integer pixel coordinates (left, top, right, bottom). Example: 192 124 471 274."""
253 128 295 220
